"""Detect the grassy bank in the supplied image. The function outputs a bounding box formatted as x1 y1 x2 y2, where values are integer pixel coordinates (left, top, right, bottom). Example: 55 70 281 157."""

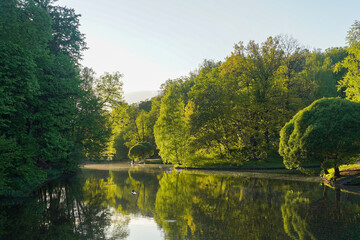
173 156 321 175
86 157 323 176
177 156 316 169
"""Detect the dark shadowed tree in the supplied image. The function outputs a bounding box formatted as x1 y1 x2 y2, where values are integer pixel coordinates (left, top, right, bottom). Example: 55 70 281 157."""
128 142 154 161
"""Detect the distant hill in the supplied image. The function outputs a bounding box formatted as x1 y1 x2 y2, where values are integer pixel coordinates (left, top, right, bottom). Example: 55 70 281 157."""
124 90 160 104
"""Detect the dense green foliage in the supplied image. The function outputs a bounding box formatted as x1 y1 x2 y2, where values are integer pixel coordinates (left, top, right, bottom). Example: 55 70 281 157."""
154 81 190 164
279 98 360 175
0 0 120 196
103 95 161 161
278 21 360 175
337 21 360 102
3 0 360 195
109 36 349 167
128 142 154 161
109 36 350 167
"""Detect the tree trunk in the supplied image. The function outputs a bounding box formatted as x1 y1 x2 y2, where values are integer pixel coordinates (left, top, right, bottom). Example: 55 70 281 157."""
334 166 340 177
321 161 329 174
335 187 341 202
322 185 328 199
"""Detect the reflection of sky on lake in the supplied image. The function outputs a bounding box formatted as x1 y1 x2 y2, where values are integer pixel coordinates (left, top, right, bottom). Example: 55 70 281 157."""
127 215 163 240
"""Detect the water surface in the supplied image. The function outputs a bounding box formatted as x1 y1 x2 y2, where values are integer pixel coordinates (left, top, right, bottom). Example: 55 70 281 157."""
1 163 360 240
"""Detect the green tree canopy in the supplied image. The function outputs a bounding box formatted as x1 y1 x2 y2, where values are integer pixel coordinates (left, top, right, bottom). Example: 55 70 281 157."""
279 98 360 176
0 0 109 195
154 81 190 164
337 20 360 102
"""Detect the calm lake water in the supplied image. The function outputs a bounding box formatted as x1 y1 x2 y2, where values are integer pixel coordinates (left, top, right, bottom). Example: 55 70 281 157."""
1 163 360 240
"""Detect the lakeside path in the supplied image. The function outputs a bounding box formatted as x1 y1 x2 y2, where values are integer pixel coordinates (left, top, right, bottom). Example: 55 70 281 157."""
81 162 322 183
175 165 320 171
81 162 360 188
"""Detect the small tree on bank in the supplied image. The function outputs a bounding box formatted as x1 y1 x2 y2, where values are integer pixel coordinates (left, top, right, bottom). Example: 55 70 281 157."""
279 98 360 177
128 142 154 162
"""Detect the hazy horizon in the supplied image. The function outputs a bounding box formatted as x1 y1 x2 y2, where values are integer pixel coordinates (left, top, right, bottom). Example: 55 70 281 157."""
124 90 160 104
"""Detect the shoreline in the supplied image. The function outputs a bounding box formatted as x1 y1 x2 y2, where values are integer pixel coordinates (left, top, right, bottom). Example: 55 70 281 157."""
175 165 321 171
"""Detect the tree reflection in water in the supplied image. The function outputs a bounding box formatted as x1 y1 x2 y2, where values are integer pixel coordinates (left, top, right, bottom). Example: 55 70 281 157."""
282 187 360 240
154 171 360 240
0 175 129 240
1 167 360 240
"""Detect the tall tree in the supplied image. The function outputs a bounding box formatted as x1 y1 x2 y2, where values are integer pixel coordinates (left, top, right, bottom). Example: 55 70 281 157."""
90 72 125 160
337 20 360 102
95 72 124 111
219 37 287 159
0 0 92 195
187 60 236 158
71 67 111 160
154 83 190 164
42 0 88 61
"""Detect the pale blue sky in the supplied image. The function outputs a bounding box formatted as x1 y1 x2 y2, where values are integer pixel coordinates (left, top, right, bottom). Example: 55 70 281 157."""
57 0 360 95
